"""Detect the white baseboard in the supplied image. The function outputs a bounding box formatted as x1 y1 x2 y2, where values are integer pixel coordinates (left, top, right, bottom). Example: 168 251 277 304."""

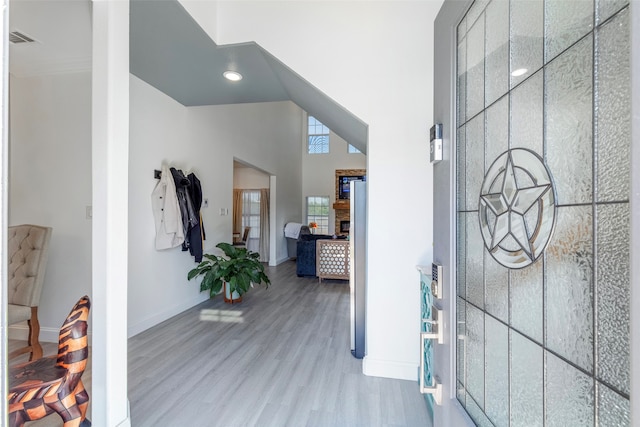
115 400 131 427
8 324 61 343
11 295 219 344
9 324 96 345
127 295 207 338
272 255 292 266
363 356 419 381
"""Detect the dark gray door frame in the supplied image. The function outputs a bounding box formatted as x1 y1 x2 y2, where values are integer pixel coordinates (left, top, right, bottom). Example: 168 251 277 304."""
432 0 474 425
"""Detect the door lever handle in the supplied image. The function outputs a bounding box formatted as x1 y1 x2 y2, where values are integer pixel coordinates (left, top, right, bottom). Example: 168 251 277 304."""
421 307 443 344
419 329 442 405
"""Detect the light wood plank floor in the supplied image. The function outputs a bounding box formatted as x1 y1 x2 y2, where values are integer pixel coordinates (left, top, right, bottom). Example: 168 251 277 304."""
128 260 432 427
10 260 432 427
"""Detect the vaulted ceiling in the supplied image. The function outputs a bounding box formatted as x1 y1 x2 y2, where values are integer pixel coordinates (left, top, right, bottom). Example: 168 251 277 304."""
9 0 367 153
129 0 367 153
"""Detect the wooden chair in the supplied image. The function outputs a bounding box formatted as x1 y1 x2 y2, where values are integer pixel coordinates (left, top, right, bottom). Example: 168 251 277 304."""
8 224 52 361
233 226 251 247
8 296 91 427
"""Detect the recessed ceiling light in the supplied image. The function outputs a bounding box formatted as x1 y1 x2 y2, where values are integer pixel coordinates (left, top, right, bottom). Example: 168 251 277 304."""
511 68 528 77
223 71 242 82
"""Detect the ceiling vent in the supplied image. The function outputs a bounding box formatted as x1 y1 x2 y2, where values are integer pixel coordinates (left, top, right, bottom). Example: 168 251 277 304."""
9 31 36 44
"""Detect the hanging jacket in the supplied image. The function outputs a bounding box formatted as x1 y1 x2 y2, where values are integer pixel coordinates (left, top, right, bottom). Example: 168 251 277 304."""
151 165 184 250
187 172 204 262
170 167 199 254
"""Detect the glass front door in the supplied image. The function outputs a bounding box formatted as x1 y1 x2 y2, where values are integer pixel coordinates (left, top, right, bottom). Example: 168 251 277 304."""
453 0 631 425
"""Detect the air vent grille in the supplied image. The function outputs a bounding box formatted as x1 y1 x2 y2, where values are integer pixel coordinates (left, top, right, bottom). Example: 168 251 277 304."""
9 31 35 44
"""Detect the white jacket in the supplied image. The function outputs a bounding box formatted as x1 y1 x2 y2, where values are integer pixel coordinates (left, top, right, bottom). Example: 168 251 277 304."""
152 165 185 249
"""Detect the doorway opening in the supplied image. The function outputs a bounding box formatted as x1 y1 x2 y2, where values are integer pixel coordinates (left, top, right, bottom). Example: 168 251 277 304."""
233 160 271 263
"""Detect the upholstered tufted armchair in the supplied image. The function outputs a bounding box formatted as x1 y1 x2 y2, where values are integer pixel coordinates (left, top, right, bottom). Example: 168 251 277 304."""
8 224 52 361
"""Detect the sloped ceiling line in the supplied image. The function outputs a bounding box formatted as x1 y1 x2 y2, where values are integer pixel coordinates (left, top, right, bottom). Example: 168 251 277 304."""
129 0 367 153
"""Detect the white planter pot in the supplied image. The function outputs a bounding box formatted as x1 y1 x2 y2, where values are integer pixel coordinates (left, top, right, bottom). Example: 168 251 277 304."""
223 282 242 304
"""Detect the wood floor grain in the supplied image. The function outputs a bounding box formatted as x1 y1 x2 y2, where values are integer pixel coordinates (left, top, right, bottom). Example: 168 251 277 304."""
9 261 432 426
128 260 432 427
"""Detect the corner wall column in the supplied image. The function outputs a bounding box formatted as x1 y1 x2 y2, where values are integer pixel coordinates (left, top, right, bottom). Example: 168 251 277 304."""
92 0 130 425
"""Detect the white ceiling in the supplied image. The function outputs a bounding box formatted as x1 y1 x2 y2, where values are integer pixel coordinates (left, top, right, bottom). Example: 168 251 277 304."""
9 0 368 153
9 0 92 76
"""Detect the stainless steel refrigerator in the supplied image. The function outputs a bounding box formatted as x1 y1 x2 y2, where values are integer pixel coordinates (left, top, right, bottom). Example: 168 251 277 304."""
350 180 366 359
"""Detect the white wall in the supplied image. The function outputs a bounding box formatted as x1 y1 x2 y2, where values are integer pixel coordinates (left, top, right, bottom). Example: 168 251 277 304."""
302 117 366 235
8 71 92 341
128 75 303 336
234 166 270 189
179 0 219 43
188 100 303 264
210 0 443 380
9 0 444 385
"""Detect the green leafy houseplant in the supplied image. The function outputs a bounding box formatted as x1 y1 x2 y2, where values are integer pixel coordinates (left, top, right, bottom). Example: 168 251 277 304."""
187 242 270 300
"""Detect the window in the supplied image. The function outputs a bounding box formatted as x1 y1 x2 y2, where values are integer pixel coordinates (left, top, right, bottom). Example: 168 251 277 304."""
241 190 261 251
348 144 361 154
306 196 330 234
308 116 329 154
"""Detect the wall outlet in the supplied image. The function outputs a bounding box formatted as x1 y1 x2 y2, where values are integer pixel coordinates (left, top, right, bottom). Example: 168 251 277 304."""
203 198 208 208
86 206 92 220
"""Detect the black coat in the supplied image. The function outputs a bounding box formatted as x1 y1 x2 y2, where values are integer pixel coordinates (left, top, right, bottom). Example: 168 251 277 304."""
169 168 203 262
187 172 205 261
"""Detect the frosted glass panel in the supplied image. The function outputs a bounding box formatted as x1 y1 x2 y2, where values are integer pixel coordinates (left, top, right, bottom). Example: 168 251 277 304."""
546 206 593 372
484 0 509 105
457 381 466 408
510 331 543 427
457 297 466 388
597 0 629 24
466 305 484 407
510 70 542 153
545 0 593 62
466 213 484 308
597 203 630 394
545 36 593 205
458 38 467 125
510 0 543 88
457 213 467 298
485 317 508 426
597 383 630 426
465 113 484 210
455 1 630 423
458 15 468 44
510 260 543 343
466 395 494 427
466 0 489 27
457 126 467 211
545 351 594 426
467 15 485 118
596 7 631 202
485 255 508 322
485 95 508 170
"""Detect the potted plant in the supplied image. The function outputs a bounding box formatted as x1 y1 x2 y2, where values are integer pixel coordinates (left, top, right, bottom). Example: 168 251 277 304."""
309 221 318 234
187 242 270 303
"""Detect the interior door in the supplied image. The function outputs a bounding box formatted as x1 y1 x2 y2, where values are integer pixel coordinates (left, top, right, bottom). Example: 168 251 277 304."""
432 0 632 426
